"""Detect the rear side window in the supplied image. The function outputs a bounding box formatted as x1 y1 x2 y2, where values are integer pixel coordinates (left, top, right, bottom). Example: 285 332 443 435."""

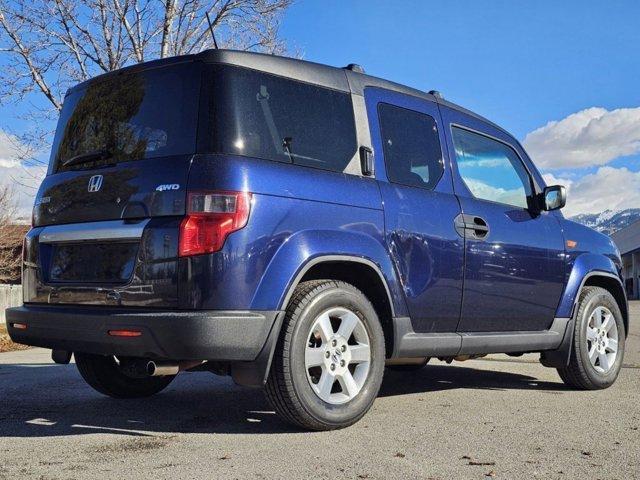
202 65 357 173
451 126 532 209
378 103 444 190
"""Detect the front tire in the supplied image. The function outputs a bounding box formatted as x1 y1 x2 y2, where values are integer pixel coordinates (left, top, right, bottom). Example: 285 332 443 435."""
265 280 385 430
75 352 174 399
557 286 625 390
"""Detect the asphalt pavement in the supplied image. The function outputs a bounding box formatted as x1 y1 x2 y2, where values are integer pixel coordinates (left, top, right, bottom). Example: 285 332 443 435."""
1 303 638 479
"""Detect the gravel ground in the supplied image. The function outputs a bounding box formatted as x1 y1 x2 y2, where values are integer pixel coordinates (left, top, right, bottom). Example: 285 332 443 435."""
1 303 638 480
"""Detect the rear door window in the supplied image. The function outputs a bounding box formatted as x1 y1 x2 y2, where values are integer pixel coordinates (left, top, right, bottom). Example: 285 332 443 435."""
378 103 444 190
202 65 357 173
451 126 533 209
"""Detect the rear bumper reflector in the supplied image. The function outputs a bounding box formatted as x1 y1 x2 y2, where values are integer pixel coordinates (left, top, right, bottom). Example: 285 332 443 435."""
108 329 142 337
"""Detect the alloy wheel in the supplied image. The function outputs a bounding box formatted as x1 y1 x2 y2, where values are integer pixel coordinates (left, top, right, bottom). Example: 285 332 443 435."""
304 307 371 404
586 306 619 373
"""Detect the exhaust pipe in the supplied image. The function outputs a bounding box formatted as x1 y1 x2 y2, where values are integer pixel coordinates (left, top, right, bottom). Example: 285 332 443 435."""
146 361 179 377
145 360 205 377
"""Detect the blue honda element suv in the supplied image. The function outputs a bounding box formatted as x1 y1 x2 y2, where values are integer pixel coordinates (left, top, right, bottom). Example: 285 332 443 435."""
6 50 627 430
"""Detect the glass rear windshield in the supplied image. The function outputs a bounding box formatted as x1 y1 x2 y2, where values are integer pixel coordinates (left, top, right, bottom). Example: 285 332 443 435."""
201 65 357 173
50 63 200 173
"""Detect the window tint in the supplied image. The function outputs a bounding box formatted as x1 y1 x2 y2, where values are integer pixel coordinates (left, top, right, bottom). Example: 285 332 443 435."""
203 65 357 173
51 63 200 172
378 103 444 190
452 127 532 209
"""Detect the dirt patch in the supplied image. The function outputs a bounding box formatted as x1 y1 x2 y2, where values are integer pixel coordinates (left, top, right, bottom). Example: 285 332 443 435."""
90 435 176 455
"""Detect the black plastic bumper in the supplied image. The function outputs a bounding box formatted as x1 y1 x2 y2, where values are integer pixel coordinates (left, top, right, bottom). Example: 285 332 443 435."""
5 304 281 362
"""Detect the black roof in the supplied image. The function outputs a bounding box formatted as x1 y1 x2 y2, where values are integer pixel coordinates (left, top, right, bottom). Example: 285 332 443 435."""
67 49 507 134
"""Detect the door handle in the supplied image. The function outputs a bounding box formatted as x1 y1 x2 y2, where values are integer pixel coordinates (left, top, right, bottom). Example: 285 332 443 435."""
454 213 490 240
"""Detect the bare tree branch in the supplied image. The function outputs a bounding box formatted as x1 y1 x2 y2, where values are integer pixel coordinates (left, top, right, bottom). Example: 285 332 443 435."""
0 185 28 283
0 0 292 207
0 3 62 110
0 0 292 108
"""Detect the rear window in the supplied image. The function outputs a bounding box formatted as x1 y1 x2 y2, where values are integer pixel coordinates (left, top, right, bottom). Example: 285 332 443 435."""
50 63 200 173
201 65 357 173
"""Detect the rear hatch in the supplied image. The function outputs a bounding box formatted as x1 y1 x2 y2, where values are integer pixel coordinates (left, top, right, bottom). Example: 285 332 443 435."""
25 60 201 307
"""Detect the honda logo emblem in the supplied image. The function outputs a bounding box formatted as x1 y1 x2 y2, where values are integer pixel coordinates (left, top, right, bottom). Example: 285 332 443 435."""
87 175 103 192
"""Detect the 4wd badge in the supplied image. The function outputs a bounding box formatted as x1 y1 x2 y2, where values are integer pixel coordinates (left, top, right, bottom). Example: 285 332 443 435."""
155 184 181 192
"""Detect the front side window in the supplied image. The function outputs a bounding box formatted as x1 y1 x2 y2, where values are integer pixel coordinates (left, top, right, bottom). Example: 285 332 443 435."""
452 127 532 209
378 103 444 190
202 65 357 173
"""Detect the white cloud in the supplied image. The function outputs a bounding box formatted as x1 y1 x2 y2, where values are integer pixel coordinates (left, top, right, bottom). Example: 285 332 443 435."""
0 130 23 168
464 178 528 209
523 107 640 169
0 130 46 221
543 166 640 217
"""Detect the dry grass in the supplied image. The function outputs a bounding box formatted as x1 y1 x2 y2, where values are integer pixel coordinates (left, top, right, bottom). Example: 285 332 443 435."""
0 323 30 353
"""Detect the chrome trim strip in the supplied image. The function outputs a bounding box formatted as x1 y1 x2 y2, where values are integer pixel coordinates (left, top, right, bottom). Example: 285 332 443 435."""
39 219 150 243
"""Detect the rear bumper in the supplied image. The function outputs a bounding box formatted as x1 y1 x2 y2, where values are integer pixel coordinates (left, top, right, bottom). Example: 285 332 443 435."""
5 304 281 361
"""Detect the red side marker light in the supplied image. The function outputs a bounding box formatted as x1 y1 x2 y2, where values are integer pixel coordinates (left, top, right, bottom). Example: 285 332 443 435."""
12 323 28 330
108 329 142 337
566 240 578 249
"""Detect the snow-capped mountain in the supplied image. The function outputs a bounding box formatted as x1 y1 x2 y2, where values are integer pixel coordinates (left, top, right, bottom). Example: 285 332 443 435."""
570 208 640 235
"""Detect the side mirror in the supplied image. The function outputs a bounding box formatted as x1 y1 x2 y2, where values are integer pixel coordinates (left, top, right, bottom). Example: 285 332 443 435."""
542 185 566 211
360 146 374 176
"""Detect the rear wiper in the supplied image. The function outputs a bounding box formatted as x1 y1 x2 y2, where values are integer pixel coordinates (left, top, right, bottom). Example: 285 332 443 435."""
61 149 112 168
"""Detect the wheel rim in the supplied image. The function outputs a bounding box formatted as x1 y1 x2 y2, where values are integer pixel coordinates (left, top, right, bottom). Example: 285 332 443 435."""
586 306 619 374
304 307 371 405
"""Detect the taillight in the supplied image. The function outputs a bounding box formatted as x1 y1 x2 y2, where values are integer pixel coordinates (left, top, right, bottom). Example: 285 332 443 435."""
179 191 252 257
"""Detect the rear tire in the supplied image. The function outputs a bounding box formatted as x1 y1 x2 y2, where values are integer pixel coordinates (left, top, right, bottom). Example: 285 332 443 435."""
557 286 625 390
265 280 385 431
75 352 174 399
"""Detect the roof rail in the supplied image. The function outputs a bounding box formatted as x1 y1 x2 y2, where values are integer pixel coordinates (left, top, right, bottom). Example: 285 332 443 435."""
344 63 365 74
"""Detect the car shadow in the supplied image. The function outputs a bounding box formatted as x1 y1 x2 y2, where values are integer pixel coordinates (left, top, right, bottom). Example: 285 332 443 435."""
0 361 568 438
379 362 569 397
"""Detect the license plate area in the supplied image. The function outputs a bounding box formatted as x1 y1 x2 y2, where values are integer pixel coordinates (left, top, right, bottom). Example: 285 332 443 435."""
46 242 139 284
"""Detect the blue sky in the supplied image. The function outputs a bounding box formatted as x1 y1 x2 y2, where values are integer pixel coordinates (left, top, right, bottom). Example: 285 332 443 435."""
279 0 640 216
2 0 640 217
282 0 639 139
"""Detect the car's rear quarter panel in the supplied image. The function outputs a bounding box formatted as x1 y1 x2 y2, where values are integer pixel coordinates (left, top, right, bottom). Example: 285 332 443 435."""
179 154 400 312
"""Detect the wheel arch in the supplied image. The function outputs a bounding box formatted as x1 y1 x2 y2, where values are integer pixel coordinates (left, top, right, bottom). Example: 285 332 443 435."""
557 253 628 331
283 256 396 358
543 253 628 370
232 255 400 387
580 273 629 335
